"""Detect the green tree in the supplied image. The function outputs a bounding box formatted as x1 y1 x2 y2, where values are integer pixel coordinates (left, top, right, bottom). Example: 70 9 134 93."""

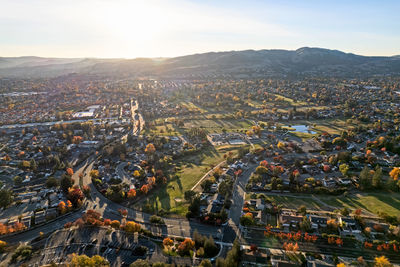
130 259 150 267
199 259 212 267
372 166 382 189
297 205 307 215
30 158 37 171
13 175 23 186
300 216 312 232
46 177 59 188
204 236 218 257
0 189 13 208
60 174 74 193
359 166 372 190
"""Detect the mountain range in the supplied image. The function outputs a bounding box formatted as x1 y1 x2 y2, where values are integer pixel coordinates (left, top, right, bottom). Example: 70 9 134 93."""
1 47 400 78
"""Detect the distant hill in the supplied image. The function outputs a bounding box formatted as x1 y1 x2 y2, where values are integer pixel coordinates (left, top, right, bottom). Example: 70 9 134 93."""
1 47 400 78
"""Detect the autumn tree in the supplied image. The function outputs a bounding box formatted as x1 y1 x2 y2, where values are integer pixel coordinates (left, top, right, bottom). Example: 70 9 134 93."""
389 167 400 181
66 167 74 176
67 253 109 267
67 186 84 207
374 256 392 267
110 220 120 229
339 163 349 176
58 201 67 214
124 221 141 233
163 237 174 247
127 189 136 198
140 184 149 194
90 170 99 179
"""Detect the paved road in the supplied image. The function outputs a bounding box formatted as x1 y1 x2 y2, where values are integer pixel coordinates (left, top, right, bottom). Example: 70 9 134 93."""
79 159 222 239
5 101 222 247
222 164 257 244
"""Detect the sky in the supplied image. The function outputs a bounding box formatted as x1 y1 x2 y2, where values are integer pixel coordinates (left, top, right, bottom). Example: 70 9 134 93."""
0 0 399 58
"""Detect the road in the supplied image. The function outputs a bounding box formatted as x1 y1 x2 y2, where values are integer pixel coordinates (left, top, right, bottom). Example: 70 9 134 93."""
78 158 222 239
5 100 224 254
222 163 257 244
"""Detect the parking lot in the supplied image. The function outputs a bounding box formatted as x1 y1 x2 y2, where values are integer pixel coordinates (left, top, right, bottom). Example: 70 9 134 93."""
40 226 156 266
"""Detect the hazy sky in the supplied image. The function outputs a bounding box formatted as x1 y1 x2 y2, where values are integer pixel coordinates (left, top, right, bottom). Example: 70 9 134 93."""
1 0 399 58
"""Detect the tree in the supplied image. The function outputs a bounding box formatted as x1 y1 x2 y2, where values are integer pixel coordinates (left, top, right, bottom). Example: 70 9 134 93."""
130 260 150 267
300 216 312 232
30 158 37 171
204 236 218 257
199 259 212 267
177 238 195 256
298 205 307 215
58 201 67 214
339 163 349 176
46 177 59 188
389 167 400 181
277 141 285 150
240 213 254 226
0 189 13 208
184 190 196 202
90 170 99 179
82 185 91 197
140 184 149 194
60 174 74 193
67 253 109 267
374 256 392 267
188 196 201 217
110 220 120 229
11 244 32 263
66 167 74 176
13 176 23 186
340 207 350 216
372 166 382 189
163 237 174 247
124 221 141 233
359 166 372 190
127 189 136 198
67 186 84 207
0 240 7 252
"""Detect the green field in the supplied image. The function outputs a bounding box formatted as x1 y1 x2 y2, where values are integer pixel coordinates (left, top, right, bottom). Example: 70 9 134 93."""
136 145 241 217
263 192 400 217
144 118 253 136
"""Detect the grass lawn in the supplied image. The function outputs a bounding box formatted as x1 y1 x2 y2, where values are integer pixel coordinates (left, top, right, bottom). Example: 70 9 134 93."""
264 195 326 210
262 192 400 217
321 193 400 217
137 145 242 217
183 119 253 133
144 118 253 136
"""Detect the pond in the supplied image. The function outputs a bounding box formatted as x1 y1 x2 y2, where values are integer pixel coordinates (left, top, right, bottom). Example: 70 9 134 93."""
286 125 316 134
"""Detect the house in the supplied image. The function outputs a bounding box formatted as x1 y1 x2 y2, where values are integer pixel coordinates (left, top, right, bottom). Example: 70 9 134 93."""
309 215 328 230
21 215 32 228
206 194 225 214
337 177 352 185
307 259 334 267
254 210 263 223
249 198 265 210
339 217 361 236
35 210 46 224
323 178 336 188
46 208 58 219
279 212 303 229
